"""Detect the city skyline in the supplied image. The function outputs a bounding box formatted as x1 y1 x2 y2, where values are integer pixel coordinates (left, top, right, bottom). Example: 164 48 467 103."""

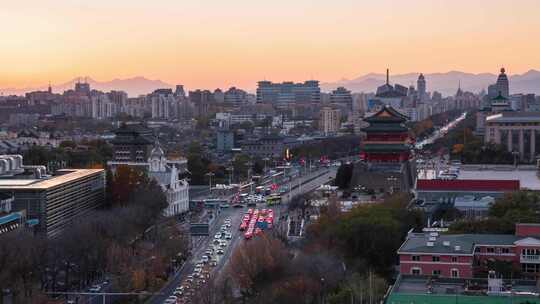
2 0 540 90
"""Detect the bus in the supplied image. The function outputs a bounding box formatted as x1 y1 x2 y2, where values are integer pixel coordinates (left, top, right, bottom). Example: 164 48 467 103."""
203 198 229 208
266 195 282 206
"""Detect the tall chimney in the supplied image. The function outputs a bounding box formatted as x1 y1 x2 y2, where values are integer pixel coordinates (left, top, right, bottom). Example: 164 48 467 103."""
386 69 390 85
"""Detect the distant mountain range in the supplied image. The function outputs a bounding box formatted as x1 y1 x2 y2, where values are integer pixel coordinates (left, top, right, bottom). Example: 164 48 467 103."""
1 76 173 97
2 70 540 97
321 70 540 96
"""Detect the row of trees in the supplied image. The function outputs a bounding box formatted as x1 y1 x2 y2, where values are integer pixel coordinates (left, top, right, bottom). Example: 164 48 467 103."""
449 191 540 234
409 109 463 140
0 166 186 303
291 136 361 161
187 141 266 185
23 139 113 169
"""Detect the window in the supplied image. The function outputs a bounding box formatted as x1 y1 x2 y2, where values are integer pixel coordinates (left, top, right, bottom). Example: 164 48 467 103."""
411 268 421 275
487 247 495 253
432 256 440 262
412 255 420 261
451 269 459 278
501 248 510 254
451 256 458 263
474 247 481 253
432 270 441 276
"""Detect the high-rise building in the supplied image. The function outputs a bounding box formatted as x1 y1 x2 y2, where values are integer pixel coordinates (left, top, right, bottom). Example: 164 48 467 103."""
149 88 176 120
224 87 248 103
330 87 353 107
417 73 426 101
189 89 214 117
74 80 90 95
216 130 235 152
319 107 341 135
175 85 186 98
91 94 117 119
256 80 321 105
374 69 407 109
496 67 510 98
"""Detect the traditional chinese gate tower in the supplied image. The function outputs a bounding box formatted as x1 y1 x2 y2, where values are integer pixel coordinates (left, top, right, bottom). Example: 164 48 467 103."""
353 106 416 193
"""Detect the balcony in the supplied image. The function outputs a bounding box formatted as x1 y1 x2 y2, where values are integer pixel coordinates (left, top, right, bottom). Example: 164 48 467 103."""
520 255 540 263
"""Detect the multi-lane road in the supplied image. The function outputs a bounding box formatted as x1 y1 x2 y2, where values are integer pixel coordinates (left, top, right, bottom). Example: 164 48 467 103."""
147 166 336 304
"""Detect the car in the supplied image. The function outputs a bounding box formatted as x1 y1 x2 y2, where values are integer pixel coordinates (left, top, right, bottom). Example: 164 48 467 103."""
194 267 202 273
214 234 221 239
205 249 213 255
195 262 203 268
163 300 176 304
217 249 224 255
173 290 183 296
210 260 218 266
225 233 232 240
89 285 101 292
201 255 209 263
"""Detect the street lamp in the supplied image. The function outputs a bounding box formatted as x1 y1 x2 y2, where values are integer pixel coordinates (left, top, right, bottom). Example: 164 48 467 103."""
387 176 398 194
263 157 270 174
205 172 215 192
512 150 520 168
227 167 234 185
247 161 253 194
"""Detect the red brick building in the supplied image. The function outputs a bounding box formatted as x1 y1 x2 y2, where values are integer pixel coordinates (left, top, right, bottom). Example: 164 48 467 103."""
398 223 540 278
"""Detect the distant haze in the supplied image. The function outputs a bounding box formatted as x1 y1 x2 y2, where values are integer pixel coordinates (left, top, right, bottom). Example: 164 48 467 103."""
321 70 540 96
2 70 540 97
1 1 540 90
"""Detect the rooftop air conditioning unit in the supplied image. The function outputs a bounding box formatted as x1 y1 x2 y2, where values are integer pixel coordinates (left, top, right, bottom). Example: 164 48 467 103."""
427 242 434 247
430 232 439 237
429 237 437 241
443 241 450 246
454 245 461 251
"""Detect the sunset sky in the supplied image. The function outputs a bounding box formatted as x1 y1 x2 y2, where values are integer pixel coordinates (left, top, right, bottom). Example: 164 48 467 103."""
1 0 540 90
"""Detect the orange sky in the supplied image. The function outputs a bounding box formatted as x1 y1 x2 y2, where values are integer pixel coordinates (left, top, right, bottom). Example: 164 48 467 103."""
1 0 539 90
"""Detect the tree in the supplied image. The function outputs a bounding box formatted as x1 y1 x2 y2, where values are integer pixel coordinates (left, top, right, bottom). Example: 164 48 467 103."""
335 163 353 189
187 141 211 185
232 154 251 181
109 165 148 206
228 235 288 298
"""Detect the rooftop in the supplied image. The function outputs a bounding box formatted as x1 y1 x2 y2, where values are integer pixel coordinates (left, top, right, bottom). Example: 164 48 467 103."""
398 232 520 255
0 169 104 190
486 111 540 123
458 168 540 190
389 275 540 304
0 212 22 225
416 179 520 192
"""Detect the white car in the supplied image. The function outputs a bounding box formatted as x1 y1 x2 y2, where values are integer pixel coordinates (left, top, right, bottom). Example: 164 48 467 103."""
201 255 209 263
225 233 232 240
